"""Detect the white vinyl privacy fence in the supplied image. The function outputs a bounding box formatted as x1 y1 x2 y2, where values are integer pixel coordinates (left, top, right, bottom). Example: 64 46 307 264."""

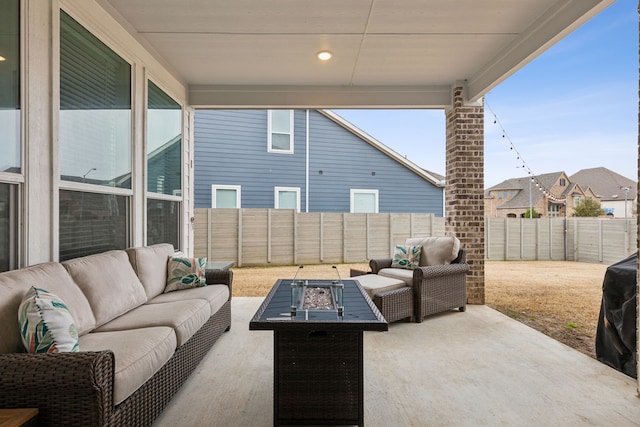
194 208 444 267
486 217 637 265
194 209 637 266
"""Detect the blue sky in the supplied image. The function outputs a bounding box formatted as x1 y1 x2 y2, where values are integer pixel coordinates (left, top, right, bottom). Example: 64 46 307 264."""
334 0 637 188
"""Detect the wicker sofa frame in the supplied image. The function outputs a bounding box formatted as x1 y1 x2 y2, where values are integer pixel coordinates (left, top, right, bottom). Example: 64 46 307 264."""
0 268 232 426
369 249 469 323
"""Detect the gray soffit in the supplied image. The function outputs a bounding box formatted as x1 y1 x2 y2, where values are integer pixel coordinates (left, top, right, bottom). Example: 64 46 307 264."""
97 0 614 108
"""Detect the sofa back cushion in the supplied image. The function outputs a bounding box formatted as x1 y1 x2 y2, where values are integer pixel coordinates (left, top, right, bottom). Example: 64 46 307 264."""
63 250 147 328
405 236 460 266
125 244 175 299
0 262 96 354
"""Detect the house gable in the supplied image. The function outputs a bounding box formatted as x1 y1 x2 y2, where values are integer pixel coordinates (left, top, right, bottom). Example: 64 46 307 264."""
194 109 444 214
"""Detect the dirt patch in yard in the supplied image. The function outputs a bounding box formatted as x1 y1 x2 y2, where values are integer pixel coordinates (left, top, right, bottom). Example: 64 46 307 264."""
231 260 610 359
484 261 608 359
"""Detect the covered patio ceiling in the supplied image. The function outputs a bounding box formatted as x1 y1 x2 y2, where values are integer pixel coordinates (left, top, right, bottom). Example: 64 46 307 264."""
97 0 615 108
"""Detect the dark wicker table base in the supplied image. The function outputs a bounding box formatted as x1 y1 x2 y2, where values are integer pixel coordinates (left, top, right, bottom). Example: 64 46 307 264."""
275 330 363 426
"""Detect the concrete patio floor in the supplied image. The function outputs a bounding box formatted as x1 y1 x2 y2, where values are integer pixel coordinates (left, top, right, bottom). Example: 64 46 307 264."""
154 297 640 426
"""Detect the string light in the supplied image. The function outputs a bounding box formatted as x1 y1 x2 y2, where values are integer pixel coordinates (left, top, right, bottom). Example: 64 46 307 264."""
485 97 566 204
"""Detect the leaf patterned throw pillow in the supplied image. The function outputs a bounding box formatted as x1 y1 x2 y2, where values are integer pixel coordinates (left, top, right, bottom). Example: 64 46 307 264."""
391 245 422 270
165 256 208 292
18 287 79 353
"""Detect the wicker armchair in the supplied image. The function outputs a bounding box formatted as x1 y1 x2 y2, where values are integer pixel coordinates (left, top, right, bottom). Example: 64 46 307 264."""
369 248 469 323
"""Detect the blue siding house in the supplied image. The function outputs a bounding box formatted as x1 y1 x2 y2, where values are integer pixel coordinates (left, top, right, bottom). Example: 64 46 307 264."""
194 109 444 215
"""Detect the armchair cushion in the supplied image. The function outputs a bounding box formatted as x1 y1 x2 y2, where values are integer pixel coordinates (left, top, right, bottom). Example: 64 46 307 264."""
405 236 460 266
378 268 414 286
391 245 422 269
352 273 406 299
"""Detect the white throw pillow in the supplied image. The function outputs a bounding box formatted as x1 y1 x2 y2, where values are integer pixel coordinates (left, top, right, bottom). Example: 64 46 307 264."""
18 287 79 353
165 256 208 292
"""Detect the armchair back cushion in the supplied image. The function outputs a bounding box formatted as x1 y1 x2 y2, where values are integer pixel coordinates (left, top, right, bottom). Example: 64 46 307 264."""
63 250 147 328
126 243 175 299
405 236 460 266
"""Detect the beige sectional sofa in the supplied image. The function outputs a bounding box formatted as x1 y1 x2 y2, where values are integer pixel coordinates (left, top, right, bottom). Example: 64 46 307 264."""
0 243 232 426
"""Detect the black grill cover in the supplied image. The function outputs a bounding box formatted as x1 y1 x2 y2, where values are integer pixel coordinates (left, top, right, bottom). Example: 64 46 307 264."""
595 252 637 378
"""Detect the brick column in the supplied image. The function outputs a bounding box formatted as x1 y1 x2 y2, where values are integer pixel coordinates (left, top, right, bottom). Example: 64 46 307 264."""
445 87 485 304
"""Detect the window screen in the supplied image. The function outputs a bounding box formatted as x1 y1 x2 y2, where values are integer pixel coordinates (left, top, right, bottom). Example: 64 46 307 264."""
147 199 179 247
59 11 132 188
59 190 129 261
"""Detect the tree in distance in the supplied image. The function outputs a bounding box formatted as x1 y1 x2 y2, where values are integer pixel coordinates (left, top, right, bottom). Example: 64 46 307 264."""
572 198 605 217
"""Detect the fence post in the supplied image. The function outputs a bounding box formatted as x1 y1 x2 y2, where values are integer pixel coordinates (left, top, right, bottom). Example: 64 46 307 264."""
625 220 630 256
293 210 298 265
504 219 509 260
520 218 524 260
237 209 243 267
320 212 324 262
535 219 539 260
429 213 434 236
267 209 272 264
207 209 212 260
573 220 578 262
366 213 370 261
343 213 347 263
389 214 394 256
598 219 603 263
548 218 552 260
485 218 490 260
410 213 414 236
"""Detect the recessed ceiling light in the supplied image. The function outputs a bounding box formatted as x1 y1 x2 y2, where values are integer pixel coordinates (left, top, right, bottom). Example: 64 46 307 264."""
317 50 332 61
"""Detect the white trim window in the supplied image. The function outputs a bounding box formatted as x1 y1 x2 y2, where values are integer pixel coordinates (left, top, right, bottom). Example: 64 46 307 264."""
275 187 300 211
212 185 241 208
350 189 379 213
268 110 294 153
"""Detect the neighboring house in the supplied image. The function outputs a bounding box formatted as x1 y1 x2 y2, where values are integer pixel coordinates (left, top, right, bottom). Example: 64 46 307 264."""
570 167 637 218
194 109 445 215
485 171 599 218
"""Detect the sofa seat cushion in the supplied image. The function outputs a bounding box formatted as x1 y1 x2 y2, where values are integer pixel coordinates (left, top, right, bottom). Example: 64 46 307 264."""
95 299 211 347
353 274 407 299
125 244 175 300
147 285 230 316
63 250 148 327
378 268 414 286
79 327 177 405
0 262 96 354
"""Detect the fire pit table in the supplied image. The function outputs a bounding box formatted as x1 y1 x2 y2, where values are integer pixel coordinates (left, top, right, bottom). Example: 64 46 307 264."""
250 278 388 427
